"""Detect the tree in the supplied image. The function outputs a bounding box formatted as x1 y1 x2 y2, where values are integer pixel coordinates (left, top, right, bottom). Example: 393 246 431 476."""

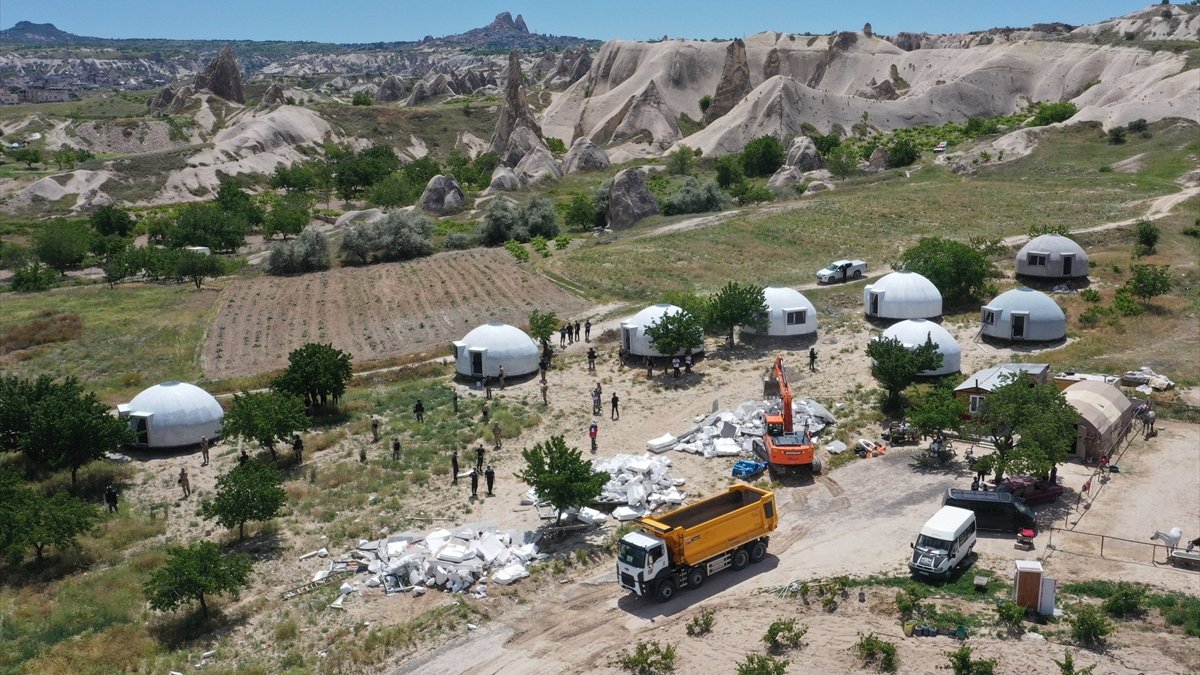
644 309 704 357
222 391 308 456
520 196 560 239
1031 101 1077 127
15 376 134 483
900 237 995 306
267 226 330 275
144 541 252 619
516 436 608 521
528 309 559 349
906 385 967 437
886 137 919 168
10 261 59 292
270 162 318 194
662 178 729 215
665 145 695 175
741 135 786 177
564 193 596 231
7 147 42 169
368 171 419 208
351 91 373 106
33 219 92 272
707 282 766 345
1107 126 1127 145
214 179 265 227
90 205 136 259
274 342 353 409
52 148 78 170
264 193 312 239
0 474 99 564
374 210 434 261
175 250 225 289
826 144 858 181
971 377 1077 481
200 460 287 540
481 198 519 245
1132 220 1159 257
1125 264 1171 304
339 219 377 264
698 95 713 115
714 155 745 189
866 336 943 411
169 203 249 252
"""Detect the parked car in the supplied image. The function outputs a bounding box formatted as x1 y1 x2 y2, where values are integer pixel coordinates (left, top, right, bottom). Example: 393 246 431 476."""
816 259 867 284
996 476 1064 505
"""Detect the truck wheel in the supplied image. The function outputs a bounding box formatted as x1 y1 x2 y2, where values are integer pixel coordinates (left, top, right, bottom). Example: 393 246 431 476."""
811 458 823 475
655 577 677 603
749 541 768 563
853 270 863 278
687 567 705 589
731 548 750 571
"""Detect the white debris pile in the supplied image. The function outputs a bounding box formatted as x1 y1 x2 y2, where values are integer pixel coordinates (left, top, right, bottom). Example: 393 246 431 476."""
594 453 686 519
672 399 837 458
1121 366 1175 392
309 523 544 599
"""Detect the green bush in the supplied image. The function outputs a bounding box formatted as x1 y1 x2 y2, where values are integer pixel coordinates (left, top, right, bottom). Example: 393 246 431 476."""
762 618 808 654
553 233 572 250
10 261 59 292
1079 288 1102 303
853 633 898 672
612 640 676 674
944 644 996 675
545 137 568 154
1111 289 1143 316
741 135 786 177
1102 582 1146 618
504 240 529 262
1107 127 1127 145
351 91 373 106
995 601 1026 630
1132 219 1159 257
1070 605 1113 647
443 232 474 250
736 654 789 675
1030 101 1078 126
661 178 729 215
530 236 551 258
1079 306 1105 327
685 608 716 637
895 588 926 621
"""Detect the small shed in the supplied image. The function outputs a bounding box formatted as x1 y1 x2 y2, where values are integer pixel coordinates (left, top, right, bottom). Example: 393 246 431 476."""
452 322 539 379
742 287 817 337
1062 380 1134 460
863 270 943 321
980 287 1066 342
879 319 961 376
117 381 224 448
1015 234 1089 279
620 303 704 358
955 363 1050 414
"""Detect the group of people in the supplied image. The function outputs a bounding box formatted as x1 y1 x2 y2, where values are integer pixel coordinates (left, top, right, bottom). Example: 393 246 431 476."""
450 446 496 498
559 319 592 347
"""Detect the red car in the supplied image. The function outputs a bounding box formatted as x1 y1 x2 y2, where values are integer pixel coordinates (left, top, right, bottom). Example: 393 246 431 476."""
997 476 1064 505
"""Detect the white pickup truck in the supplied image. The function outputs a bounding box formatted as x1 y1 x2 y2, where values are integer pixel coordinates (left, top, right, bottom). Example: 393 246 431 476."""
816 259 867 284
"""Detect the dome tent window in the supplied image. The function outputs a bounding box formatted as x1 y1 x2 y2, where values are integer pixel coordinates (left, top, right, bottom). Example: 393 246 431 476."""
785 310 807 326
981 309 995 325
1027 253 1047 267
742 288 818 337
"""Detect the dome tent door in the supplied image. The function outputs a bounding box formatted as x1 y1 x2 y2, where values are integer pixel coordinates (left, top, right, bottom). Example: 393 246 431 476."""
130 412 152 446
1061 255 1074 276
868 291 881 316
621 326 632 353
469 347 486 377
1011 313 1027 339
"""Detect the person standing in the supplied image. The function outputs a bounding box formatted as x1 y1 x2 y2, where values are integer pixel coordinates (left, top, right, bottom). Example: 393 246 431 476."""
452 390 459 414
611 392 620 421
371 416 380 441
574 321 581 342
482 402 489 423
559 326 567 348
587 347 597 372
584 319 592 341
293 435 303 464
484 465 495 496
541 381 548 406
592 388 601 416
476 444 486 471
104 484 119 513
238 449 249 465
413 399 425 423
498 365 506 389
492 422 503 449
808 347 818 372
200 436 210 467
178 467 191 499
470 467 479 498
589 421 599 454
684 353 693 374
392 437 401 462
451 449 460 485
672 357 681 378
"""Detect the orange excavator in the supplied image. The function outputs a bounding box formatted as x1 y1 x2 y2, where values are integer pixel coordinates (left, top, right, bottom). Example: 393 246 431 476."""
755 356 822 477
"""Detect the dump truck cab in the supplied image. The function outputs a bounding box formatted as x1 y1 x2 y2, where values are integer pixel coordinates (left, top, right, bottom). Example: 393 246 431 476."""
617 530 672 599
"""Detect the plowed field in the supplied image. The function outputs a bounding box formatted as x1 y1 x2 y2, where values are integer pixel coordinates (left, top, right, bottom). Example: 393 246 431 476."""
203 248 589 378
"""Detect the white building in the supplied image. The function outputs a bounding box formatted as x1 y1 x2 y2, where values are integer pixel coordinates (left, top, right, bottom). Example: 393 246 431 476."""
863 270 943 320
117 381 224 448
980 287 1067 342
879 319 961 376
452 322 539 379
1015 234 1089 279
743 287 817 337
620 303 704 358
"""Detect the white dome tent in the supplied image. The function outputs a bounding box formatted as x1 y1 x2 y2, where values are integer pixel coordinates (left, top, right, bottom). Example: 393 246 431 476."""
742 287 817 337
452 322 539 379
1015 234 1089 279
863 270 943 321
879 319 961 376
117 381 224 448
980 287 1067 342
620 304 704 358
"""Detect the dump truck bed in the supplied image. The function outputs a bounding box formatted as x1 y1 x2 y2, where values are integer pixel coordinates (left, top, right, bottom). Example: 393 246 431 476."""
637 485 777 567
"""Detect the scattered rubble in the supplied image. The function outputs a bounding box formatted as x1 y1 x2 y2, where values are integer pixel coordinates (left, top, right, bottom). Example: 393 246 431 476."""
1121 366 1175 392
669 398 836 458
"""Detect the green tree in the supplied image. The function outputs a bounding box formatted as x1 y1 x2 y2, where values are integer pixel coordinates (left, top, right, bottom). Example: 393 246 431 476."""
264 193 312 239
10 261 59 291
826 144 858 181
520 196 560 239
707 281 766 345
516 436 608 521
1031 101 1078 126
144 541 252 619
273 342 353 409
222 391 309 456
741 135 786 177
175 250 225 289
33 219 92 272
564 193 597 231
481 198 519 245
270 162 318 194
906 384 966 437
1125 264 1171 304
200 460 287 540
900 236 995 306
351 91 373 106
886 137 919 168
528 309 559 349
0 474 99 564
714 156 745 191
368 171 419 208
662 178 729 215
1132 220 1160 257
7 147 42 169
339 219 377 264
267 226 330 275
644 309 704 357
374 210 434 261
214 178 265 227
169 203 250 252
665 145 695 175
90 204 136 238
1107 126 1127 145
866 336 943 411
971 377 1077 481
52 147 78 170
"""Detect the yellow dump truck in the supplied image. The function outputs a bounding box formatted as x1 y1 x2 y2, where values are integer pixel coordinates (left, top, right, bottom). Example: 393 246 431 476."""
617 484 778 602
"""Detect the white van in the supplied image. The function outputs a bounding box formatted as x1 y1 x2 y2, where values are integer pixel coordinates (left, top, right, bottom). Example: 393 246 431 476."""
909 506 977 578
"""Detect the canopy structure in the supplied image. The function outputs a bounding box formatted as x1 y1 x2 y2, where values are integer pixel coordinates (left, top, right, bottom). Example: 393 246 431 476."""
452 322 539 379
620 304 704 358
1016 234 1089 279
980 287 1067 342
117 381 223 448
863 270 943 320
1063 380 1133 460
879 319 961 376
742 287 817 337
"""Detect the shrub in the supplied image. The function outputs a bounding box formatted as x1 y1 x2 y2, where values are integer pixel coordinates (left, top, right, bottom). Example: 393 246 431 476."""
1031 101 1078 126
563 193 596 231
1102 582 1146 618
886 137 920 168
34 219 92 271
714 155 745 188
553 233 572 249
375 210 434 261
741 135 787 177
1111 288 1143 316
661 177 729 215
545 137 567 154
520 196 560 238
339 220 377 264
665 145 695 175
895 588 926 621
266 227 330 275
762 618 808 654
1107 127 1127 145
995 601 1026 631
1098 165 1113 173
1079 288 1101 303
10 261 59 292
1079 306 1105 327
481 198 519 245
504 239 529 262
944 644 996 675
685 608 716 637
443 232 474 250
1127 118 1148 133
612 640 676 674
530 236 551 258
736 654 789 675
1054 650 1097 675
1132 219 1159 256
351 91 373 106
853 633 898 672
1070 605 1113 647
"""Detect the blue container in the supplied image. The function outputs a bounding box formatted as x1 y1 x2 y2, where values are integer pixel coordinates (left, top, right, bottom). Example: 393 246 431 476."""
732 460 766 479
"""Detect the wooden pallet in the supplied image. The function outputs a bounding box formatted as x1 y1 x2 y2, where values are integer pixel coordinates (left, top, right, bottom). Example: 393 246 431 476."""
280 569 354 600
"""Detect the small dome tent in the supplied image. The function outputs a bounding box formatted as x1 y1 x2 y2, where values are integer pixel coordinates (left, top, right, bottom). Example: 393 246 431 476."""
452 322 539 379
620 303 704 358
980 287 1066 342
1063 380 1133 460
743 287 817 337
863 270 943 320
1015 234 1088 279
879 319 961 376
117 381 224 448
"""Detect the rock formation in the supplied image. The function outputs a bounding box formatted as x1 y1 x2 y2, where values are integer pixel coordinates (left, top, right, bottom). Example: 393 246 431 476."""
418 175 465 213
606 169 659 229
405 81 430 106
542 45 593 89
867 146 889 171
514 14 529 33
785 136 823 171
375 75 407 103
763 48 782 79
166 85 194 114
612 80 682 148
488 166 520 191
192 45 245 104
259 82 285 108
562 138 610 173
767 166 805 193
513 144 563 188
704 38 751 124
888 32 926 51
147 85 175 115
490 50 545 158
499 126 545 168
863 22 873 37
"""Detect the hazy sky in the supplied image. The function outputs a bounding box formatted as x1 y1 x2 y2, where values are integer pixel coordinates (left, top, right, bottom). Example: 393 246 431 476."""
0 0 1150 43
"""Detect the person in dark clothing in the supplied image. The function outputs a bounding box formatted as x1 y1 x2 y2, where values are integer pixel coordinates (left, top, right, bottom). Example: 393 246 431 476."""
574 321 581 341
392 437 401 461
452 390 459 414
104 485 119 513
371 416 380 441
178 468 191 499
239 449 249 464
541 381 548 405
484 465 495 496
559 326 567 348
611 392 620 420
588 421 598 454
587 347 597 371
482 402 489 423
413 399 425 423
293 435 303 463
451 449 460 485
584 319 592 341
809 347 818 372
470 468 479 498
476 444 486 471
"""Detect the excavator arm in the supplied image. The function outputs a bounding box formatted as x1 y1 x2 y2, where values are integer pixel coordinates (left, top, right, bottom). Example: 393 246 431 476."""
770 356 793 433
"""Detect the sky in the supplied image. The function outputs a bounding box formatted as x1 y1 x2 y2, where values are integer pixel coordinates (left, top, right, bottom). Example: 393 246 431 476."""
0 0 1153 43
